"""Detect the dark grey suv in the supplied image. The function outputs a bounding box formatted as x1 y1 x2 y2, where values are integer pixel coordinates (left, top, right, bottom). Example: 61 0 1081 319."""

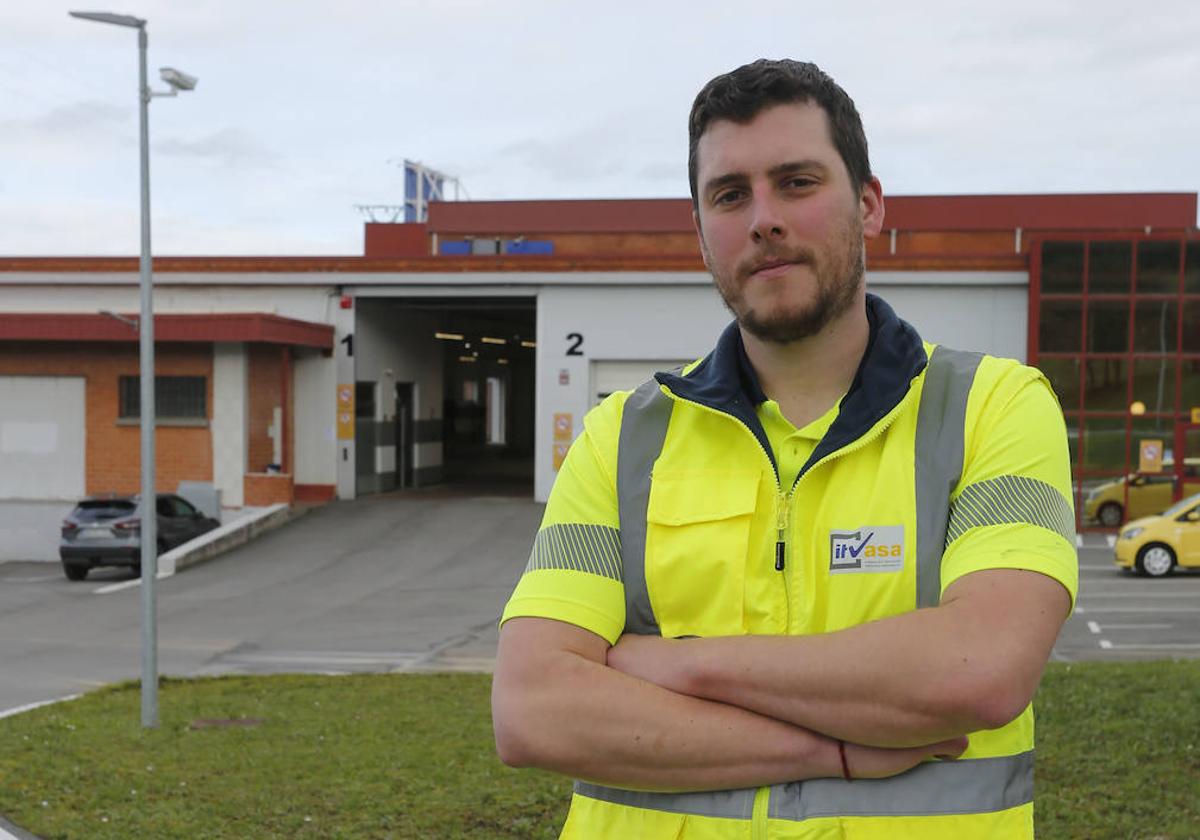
59 494 220 581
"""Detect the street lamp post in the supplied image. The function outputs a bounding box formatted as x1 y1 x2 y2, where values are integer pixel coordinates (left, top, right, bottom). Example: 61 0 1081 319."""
69 11 196 729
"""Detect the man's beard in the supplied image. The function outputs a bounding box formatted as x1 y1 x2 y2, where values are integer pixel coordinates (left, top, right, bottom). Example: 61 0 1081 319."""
708 220 865 345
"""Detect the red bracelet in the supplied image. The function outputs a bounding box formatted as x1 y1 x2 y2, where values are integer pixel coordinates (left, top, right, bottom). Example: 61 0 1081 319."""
838 739 852 781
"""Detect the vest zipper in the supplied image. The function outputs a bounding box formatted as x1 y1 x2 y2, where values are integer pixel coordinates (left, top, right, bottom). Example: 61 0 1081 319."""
775 490 790 571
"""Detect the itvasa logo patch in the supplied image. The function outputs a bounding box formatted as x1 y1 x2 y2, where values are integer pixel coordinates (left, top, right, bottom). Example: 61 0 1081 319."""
829 526 905 574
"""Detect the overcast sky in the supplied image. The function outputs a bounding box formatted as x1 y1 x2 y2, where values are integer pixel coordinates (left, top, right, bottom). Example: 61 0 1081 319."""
1 1 1197 256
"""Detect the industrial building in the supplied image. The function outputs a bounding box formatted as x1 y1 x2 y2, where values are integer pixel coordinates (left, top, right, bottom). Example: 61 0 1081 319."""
1 192 1196 530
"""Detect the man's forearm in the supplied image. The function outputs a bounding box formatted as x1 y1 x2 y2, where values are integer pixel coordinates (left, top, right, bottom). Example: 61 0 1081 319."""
493 620 839 791
607 570 1071 748
492 618 964 790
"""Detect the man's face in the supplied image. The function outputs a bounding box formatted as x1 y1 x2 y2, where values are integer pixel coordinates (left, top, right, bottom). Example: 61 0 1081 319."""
692 101 883 344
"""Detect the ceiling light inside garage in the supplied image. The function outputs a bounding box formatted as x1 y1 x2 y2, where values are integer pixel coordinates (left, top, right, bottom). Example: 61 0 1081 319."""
458 355 476 363
481 336 506 345
520 340 536 348
497 358 509 365
435 332 464 341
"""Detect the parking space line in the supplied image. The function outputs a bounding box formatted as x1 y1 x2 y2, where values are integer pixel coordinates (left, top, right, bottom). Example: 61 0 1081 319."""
1099 623 1172 629
1098 639 1113 649
1086 621 1101 634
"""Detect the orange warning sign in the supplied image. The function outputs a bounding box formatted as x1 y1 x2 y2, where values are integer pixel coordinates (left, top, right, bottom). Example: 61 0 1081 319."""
553 443 570 471
553 413 573 442
1138 439 1164 474
337 385 355 440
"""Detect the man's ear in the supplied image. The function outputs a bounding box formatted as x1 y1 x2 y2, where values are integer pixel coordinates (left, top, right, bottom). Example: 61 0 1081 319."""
860 177 885 239
692 208 712 271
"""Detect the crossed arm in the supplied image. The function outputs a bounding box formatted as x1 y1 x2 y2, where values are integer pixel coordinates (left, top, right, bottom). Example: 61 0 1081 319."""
492 567 1069 790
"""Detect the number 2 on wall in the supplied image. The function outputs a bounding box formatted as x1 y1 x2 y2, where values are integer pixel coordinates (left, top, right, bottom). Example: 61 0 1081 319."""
566 333 584 356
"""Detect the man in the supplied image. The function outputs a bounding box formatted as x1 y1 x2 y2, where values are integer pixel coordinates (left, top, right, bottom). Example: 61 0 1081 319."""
492 59 1076 839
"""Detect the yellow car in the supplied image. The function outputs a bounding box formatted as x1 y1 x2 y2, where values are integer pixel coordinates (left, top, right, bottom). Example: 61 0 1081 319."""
1084 460 1200 527
1114 492 1200 577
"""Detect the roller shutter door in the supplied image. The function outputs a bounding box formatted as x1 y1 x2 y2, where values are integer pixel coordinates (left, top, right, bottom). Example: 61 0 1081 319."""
590 360 690 405
0 376 86 500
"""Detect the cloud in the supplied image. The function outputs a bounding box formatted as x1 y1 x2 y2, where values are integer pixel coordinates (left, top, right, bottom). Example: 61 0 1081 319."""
155 127 279 169
0 101 131 146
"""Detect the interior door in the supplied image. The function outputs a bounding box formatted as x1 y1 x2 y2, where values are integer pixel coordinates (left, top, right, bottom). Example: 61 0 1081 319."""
395 382 414 489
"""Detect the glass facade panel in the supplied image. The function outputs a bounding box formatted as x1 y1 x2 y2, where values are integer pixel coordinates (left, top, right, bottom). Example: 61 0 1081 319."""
1088 241 1132 293
1081 417 1128 471
1041 241 1085 293
1065 416 1079 467
1130 358 1177 416
1136 241 1181 293
1082 358 1128 410
1039 300 1082 352
1132 299 1178 353
1130 417 1174 461
1038 358 1080 410
1086 299 1129 353
1186 242 1200 294
1184 300 1200 354
1183 359 1200 414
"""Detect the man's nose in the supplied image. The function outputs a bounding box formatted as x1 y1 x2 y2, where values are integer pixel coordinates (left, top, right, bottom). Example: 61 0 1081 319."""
749 193 786 242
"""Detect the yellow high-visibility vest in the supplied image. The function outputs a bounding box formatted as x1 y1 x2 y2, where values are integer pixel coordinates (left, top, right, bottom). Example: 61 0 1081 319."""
504 294 1078 839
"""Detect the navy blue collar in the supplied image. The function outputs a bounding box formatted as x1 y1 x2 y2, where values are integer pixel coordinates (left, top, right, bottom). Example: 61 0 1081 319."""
656 293 928 484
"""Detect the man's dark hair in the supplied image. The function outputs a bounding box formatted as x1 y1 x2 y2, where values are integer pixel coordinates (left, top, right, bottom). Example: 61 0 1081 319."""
687 59 872 205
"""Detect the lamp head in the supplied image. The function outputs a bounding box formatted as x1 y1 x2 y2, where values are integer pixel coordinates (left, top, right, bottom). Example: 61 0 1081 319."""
159 67 197 91
69 11 146 28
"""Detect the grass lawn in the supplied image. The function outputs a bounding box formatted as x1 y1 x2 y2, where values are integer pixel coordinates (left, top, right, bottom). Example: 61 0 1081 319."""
0 662 1197 839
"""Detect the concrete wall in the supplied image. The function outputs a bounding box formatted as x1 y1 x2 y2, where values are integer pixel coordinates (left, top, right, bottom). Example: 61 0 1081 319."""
212 343 247 507
293 347 336 488
534 282 731 500
353 304 445 491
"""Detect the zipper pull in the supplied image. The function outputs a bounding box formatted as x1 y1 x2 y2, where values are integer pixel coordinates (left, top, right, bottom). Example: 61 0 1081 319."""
775 492 789 572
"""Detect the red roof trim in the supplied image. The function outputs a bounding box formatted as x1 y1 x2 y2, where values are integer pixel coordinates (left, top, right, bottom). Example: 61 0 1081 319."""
424 193 1197 234
0 313 334 349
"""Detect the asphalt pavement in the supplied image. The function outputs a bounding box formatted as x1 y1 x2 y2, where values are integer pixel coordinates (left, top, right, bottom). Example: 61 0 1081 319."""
0 488 543 713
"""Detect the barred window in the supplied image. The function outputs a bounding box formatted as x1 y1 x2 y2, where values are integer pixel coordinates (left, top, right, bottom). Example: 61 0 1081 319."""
119 376 207 420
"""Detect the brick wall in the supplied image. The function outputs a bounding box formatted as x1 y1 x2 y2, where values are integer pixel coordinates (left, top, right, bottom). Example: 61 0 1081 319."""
246 345 283 473
0 341 213 495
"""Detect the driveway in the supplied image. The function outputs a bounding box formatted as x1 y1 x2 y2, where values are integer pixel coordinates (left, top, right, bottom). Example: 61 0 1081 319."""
0 490 542 712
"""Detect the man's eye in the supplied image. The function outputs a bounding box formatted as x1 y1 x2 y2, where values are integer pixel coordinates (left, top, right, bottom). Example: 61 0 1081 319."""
786 177 816 189
713 190 744 205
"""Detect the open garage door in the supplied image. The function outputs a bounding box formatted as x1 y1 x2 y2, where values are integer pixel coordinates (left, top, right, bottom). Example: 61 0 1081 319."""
0 376 85 500
591 360 692 405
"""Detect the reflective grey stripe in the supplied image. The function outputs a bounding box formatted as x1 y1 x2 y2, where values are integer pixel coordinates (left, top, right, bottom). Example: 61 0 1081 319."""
947 475 1075 546
573 781 757 819
769 751 1034 820
574 752 1033 821
914 346 983 609
525 524 624 582
617 379 673 636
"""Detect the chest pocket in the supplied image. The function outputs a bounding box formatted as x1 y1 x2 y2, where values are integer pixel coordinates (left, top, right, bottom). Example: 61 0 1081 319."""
644 470 759 638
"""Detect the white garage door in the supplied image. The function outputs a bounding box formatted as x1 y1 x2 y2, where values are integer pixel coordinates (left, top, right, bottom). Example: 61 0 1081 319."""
0 376 86 500
591 360 692 405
